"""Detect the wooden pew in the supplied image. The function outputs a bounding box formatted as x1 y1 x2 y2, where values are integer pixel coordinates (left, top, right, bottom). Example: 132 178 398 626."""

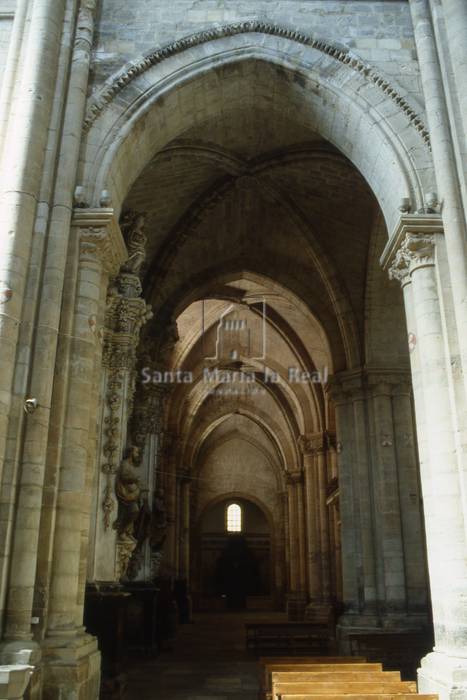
260 657 367 666
260 662 382 699
279 696 438 700
272 672 402 684
247 622 331 654
272 681 417 699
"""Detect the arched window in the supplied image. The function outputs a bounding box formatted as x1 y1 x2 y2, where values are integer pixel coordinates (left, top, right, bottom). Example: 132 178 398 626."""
226 503 242 533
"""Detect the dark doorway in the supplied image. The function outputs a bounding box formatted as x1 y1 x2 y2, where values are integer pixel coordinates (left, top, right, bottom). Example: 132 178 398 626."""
215 535 260 609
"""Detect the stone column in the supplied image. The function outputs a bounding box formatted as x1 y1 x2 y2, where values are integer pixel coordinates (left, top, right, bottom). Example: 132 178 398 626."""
410 0 467 401
300 436 321 605
383 214 467 700
179 474 192 582
313 434 332 606
40 210 126 697
287 470 307 620
331 373 379 629
282 490 290 596
391 380 429 619
160 432 178 580
368 376 407 621
0 0 98 653
331 387 361 619
0 0 66 501
296 474 307 594
439 0 467 142
287 475 299 594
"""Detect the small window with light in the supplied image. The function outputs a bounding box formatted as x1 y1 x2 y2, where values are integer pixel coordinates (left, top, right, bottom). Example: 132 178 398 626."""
226 503 242 533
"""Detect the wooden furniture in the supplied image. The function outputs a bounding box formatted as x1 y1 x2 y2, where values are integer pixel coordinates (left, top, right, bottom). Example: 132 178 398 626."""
123 583 159 657
84 586 131 700
246 622 331 654
258 656 438 700
260 659 379 699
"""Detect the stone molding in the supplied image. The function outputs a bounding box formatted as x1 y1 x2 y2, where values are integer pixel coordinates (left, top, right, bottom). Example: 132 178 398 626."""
380 214 443 287
298 432 331 456
287 469 304 485
73 208 127 277
329 368 412 403
83 22 430 148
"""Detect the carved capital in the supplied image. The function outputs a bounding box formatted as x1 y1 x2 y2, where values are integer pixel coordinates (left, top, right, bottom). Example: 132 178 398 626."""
381 214 443 287
287 469 304 485
299 432 327 455
73 208 127 276
298 434 314 456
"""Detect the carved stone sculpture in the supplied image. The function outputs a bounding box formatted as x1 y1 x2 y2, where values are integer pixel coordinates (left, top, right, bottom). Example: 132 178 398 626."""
113 446 142 539
120 211 147 277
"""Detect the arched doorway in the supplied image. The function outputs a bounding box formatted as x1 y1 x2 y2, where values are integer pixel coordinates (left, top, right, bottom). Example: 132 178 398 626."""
193 496 273 611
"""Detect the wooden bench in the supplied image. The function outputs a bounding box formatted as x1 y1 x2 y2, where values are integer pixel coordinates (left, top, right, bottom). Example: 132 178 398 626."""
247 622 331 654
279 695 438 700
272 681 417 699
272 672 403 684
260 662 382 699
260 657 367 664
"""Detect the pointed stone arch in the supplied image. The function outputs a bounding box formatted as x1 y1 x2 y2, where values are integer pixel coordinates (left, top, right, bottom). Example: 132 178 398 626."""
79 25 435 234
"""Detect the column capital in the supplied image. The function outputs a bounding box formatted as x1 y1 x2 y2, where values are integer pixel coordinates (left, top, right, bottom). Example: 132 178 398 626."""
287 469 304 485
73 208 127 276
380 214 443 287
177 468 192 485
328 369 365 404
299 432 330 455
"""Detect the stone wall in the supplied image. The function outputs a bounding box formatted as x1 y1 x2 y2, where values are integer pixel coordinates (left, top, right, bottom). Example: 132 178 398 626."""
91 0 424 108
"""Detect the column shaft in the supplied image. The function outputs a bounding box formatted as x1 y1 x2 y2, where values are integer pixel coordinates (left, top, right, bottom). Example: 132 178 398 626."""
304 456 321 602
410 0 467 398
439 0 467 146
46 231 109 633
296 478 307 593
287 481 298 592
316 450 331 604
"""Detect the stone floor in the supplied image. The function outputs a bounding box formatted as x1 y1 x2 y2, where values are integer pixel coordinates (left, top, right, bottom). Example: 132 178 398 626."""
126 611 286 699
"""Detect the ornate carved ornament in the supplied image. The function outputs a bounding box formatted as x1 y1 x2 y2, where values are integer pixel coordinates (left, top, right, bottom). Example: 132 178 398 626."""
380 214 443 287
73 208 127 277
74 0 97 62
129 382 170 454
298 432 329 455
99 210 153 530
83 22 430 148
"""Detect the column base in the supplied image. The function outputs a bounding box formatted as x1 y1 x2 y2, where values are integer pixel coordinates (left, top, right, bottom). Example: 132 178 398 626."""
337 612 433 678
40 632 101 700
287 592 308 621
418 650 467 700
305 602 335 624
